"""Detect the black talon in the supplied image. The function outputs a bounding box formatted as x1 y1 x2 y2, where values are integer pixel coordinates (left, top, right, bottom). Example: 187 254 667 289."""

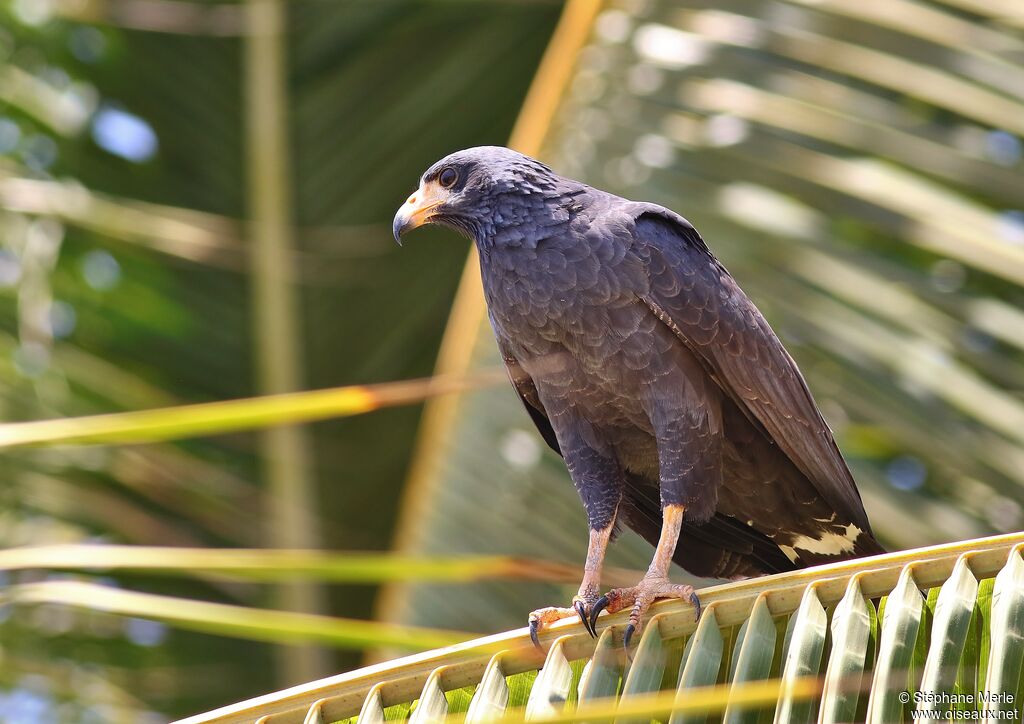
689 591 703 622
623 622 636 651
590 595 610 633
575 600 595 638
529 618 542 651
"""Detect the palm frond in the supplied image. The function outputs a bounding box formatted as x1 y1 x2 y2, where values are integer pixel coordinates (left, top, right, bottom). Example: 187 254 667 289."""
177 534 1024 723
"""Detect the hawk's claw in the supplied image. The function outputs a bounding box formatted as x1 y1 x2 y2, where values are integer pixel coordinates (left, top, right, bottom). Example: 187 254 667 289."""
575 599 595 638
528 600 597 648
589 594 610 632
623 622 636 651
529 616 544 651
526 582 699 650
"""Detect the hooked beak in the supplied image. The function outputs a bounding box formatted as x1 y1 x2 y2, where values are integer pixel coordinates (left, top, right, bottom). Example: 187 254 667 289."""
393 179 450 244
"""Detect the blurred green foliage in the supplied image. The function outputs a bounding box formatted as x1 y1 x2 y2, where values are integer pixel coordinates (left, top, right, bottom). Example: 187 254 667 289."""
1 0 1024 721
0 0 556 719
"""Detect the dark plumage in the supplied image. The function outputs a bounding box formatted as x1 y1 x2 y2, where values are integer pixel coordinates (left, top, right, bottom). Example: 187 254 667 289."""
395 146 882 637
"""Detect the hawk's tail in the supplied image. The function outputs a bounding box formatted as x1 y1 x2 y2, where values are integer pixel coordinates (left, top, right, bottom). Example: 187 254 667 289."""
620 477 885 580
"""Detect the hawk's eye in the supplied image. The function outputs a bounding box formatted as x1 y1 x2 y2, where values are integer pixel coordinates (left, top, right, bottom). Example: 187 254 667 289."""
438 168 458 188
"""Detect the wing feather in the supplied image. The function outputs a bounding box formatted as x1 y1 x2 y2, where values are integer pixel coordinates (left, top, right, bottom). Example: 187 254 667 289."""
496 337 561 455
625 204 872 533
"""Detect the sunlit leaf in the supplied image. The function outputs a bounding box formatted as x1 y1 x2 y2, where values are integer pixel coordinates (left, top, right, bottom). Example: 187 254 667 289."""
866 565 924 722
525 635 573 719
0 371 501 448
819 577 871 723
917 556 979 721
3 580 468 651
774 586 827 724
0 544 584 584
983 549 1024 717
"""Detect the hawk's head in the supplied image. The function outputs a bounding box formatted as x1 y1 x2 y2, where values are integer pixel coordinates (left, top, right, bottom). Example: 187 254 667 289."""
393 146 568 245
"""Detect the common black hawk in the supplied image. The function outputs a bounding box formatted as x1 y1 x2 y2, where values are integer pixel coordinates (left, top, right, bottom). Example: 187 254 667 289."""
394 146 883 647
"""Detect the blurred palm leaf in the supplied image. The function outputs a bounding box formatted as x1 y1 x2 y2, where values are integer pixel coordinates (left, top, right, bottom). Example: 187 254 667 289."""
0 544 593 584
0 0 559 718
1 0 1022 720
0 371 500 448
3 580 469 652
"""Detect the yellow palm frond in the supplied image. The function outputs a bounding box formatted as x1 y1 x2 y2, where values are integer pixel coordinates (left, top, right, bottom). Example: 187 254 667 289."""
175 533 1024 723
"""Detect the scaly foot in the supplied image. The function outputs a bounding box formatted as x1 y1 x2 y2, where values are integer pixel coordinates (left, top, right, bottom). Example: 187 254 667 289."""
528 593 600 648
590 577 702 649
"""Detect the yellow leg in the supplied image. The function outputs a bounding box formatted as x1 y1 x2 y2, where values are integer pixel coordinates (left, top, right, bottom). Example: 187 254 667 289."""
528 522 613 646
590 504 701 647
